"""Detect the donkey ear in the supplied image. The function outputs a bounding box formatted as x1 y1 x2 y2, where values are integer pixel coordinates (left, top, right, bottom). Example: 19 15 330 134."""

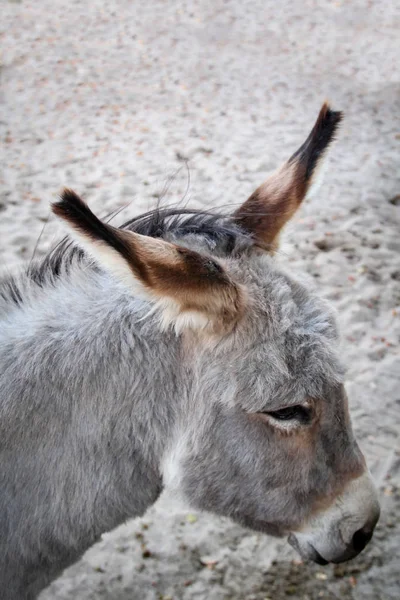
234 103 342 251
52 190 245 333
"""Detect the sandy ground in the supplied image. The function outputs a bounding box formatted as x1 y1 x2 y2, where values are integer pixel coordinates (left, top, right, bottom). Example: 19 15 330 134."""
1 0 400 598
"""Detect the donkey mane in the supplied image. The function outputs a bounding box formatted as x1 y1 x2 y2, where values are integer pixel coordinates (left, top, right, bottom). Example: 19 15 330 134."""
0 206 254 309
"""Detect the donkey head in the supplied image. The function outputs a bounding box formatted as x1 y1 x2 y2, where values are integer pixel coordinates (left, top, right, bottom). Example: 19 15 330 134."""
53 103 380 565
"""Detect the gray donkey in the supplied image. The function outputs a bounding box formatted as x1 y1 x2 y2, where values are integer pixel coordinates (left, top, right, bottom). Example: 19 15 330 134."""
0 104 380 599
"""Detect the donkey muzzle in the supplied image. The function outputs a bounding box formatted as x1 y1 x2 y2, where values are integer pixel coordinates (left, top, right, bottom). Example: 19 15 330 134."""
288 471 380 564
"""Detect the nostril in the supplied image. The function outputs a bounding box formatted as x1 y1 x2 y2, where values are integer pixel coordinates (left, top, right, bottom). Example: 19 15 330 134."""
352 527 373 553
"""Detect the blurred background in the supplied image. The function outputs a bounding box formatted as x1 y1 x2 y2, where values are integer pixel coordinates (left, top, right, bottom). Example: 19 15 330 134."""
1 1 399 598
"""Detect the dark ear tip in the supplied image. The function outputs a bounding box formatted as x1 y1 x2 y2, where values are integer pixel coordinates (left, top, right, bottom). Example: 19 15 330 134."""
319 101 343 128
59 188 85 206
52 189 86 218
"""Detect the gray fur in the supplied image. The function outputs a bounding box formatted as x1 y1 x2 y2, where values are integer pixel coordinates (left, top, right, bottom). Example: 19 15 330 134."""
0 210 373 598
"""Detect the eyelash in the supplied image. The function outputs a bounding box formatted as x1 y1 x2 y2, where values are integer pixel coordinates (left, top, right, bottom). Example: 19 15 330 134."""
262 405 312 424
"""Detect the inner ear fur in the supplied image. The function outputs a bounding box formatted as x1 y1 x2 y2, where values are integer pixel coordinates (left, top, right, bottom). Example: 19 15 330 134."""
234 102 343 251
52 189 245 332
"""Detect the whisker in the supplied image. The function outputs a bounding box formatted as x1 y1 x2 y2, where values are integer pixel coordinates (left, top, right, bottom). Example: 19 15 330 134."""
28 212 51 270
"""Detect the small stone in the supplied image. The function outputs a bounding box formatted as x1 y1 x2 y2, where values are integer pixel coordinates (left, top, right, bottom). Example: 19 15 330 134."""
388 194 400 205
390 270 400 281
387 521 395 528
314 238 330 251
200 556 219 569
349 575 357 587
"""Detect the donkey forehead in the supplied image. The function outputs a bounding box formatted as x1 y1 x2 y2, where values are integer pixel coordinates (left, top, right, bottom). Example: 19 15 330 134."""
162 230 344 393
228 255 345 402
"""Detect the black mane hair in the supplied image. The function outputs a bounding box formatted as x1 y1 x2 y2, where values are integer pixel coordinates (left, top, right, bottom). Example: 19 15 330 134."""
1 205 253 306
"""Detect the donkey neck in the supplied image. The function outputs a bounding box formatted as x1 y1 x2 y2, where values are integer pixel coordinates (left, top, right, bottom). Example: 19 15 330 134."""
0 267 184 519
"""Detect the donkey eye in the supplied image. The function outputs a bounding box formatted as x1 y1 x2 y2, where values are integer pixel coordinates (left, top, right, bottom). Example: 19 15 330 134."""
265 405 311 423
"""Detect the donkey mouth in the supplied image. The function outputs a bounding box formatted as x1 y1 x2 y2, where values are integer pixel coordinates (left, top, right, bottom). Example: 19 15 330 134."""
287 534 366 566
311 549 329 566
288 534 329 565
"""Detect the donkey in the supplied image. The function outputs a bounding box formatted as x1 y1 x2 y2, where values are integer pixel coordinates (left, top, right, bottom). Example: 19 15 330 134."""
0 104 380 599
